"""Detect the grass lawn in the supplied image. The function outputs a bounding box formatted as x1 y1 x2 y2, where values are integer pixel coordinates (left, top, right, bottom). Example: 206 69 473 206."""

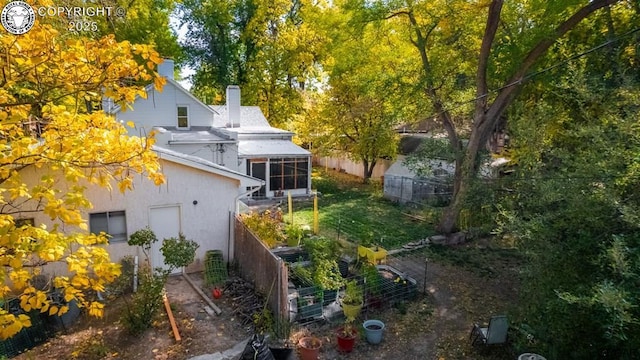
290 168 437 249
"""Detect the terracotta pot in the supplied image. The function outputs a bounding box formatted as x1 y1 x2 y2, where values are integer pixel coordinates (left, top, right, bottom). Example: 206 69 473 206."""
298 336 322 360
336 326 357 353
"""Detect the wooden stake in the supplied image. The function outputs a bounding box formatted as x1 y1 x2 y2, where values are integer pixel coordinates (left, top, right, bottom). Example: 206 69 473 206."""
163 292 181 342
182 271 223 315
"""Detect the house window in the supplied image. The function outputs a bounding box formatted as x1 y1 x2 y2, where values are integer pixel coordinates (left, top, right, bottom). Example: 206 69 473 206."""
89 211 127 242
269 158 308 191
177 106 189 128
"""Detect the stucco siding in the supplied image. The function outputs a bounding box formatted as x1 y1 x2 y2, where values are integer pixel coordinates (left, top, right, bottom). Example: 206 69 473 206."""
118 84 214 137
165 143 240 172
13 158 240 276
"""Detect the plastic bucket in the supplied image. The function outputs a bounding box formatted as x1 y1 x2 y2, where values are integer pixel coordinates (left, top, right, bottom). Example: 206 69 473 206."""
363 319 385 344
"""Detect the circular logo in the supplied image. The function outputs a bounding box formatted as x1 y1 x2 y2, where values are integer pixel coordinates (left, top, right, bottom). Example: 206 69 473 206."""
1 1 35 35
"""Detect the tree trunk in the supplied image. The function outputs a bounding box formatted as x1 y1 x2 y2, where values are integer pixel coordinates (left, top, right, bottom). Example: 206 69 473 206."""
362 158 370 183
437 133 483 233
362 158 377 183
432 0 619 234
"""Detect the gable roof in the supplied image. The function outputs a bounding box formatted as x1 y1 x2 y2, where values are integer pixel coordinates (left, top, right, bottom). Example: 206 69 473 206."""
106 78 218 116
153 146 263 186
210 105 271 128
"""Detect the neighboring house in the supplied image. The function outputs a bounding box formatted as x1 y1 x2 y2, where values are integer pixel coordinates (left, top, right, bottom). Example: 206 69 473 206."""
383 135 503 205
383 154 453 205
106 59 312 199
15 146 263 273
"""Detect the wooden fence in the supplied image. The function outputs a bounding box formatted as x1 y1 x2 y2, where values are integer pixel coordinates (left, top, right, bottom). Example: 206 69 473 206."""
234 217 288 318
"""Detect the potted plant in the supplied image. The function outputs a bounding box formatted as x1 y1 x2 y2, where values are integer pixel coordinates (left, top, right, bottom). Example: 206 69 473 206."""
336 320 358 353
285 223 304 247
268 315 293 360
341 280 363 320
298 336 322 360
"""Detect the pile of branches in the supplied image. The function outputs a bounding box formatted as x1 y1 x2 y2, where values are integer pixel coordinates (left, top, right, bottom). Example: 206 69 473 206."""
223 277 267 327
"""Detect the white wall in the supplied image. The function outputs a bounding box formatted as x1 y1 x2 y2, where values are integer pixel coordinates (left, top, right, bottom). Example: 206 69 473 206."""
165 143 240 171
15 159 241 276
117 83 214 137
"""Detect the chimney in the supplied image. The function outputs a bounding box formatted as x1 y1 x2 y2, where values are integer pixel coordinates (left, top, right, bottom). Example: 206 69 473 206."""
157 59 174 80
226 85 241 128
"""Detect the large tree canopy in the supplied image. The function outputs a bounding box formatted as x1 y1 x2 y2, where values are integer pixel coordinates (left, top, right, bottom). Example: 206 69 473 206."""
179 0 327 127
499 68 640 358
0 18 165 339
303 6 421 181
350 0 627 233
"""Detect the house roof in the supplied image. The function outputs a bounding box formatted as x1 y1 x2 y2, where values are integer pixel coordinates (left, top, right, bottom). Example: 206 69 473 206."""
155 126 236 144
107 78 217 116
384 155 416 177
238 140 310 158
210 105 271 128
153 146 263 186
209 105 293 136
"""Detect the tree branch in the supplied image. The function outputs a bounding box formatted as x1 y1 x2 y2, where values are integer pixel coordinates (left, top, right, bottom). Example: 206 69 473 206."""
481 0 621 140
476 0 504 120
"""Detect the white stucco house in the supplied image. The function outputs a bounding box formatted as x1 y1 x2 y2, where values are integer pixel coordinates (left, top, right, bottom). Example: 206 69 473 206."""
12 59 314 274
15 146 263 273
104 59 312 200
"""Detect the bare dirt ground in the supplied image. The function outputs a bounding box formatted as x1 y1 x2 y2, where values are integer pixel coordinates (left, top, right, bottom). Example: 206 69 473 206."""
14 273 252 360
13 242 518 360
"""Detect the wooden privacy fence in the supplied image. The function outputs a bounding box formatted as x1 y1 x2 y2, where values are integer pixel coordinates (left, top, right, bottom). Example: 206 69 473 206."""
234 216 288 318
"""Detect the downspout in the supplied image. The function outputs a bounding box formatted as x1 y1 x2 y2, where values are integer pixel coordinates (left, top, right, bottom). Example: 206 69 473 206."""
234 183 264 214
228 182 265 262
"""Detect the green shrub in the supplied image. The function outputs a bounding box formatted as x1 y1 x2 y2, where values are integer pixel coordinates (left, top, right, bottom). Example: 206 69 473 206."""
121 266 165 335
161 233 199 271
301 237 344 290
104 255 135 298
121 230 198 335
241 211 285 248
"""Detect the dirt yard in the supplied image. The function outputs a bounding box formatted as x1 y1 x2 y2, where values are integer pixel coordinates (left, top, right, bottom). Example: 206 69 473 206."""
12 244 518 360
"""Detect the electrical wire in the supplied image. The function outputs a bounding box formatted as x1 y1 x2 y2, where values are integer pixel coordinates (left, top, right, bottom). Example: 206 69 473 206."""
424 26 640 119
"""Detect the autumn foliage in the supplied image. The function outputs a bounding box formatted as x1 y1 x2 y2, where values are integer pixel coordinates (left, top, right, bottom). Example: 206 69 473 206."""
0 8 166 338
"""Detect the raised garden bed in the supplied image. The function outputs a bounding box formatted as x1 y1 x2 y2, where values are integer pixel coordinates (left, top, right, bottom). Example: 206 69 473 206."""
363 265 417 310
273 247 310 263
296 286 324 321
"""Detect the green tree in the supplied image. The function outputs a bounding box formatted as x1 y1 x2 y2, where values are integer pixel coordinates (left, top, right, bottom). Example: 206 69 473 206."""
302 4 421 181
497 51 640 358
179 0 327 126
0 14 165 338
352 0 626 233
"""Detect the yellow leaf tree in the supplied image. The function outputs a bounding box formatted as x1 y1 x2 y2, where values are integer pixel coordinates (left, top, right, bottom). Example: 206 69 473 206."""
0 8 166 339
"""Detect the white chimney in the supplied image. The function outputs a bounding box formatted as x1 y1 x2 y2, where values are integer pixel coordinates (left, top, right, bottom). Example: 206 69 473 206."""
158 59 174 80
226 85 241 128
